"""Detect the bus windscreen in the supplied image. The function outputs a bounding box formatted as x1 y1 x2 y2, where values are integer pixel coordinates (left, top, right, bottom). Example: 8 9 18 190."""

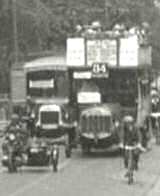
27 70 69 98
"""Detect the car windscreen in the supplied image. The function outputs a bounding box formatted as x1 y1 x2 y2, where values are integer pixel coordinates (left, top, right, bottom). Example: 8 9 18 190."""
41 111 59 124
71 69 138 107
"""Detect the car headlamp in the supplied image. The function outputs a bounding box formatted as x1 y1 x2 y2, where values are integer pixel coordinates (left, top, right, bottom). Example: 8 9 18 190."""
9 133 16 141
41 142 47 147
65 112 69 120
128 125 133 131
115 120 120 128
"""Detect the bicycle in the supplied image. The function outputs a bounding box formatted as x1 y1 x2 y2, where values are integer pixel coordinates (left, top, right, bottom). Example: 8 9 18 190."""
120 144 146 184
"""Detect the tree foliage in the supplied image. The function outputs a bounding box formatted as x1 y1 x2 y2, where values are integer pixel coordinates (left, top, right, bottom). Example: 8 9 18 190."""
0 0 160 92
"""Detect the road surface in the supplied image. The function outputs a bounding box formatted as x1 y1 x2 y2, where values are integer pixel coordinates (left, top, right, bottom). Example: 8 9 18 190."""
0 140 160 196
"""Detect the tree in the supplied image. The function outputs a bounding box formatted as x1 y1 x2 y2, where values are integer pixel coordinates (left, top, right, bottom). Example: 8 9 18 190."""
0 0 160 93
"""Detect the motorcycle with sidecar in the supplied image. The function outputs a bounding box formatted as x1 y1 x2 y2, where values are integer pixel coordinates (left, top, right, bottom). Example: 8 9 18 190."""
1 108 67 173
2 131 62 173
1 126 61 172
2 104 76 173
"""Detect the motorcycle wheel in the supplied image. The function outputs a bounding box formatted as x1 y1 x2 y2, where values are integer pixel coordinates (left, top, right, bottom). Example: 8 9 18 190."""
65 146 71 158
82 145 90 154
8 158 17 173
52 160 58 172
52 148 59 172
127 150 134 185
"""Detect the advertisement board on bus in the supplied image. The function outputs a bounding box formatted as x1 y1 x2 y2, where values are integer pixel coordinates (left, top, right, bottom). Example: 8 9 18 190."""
119 35 139 67
67 38 85 66
87 39 117 66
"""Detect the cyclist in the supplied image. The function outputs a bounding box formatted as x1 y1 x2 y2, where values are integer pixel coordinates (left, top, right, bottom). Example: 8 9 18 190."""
119 115 144 176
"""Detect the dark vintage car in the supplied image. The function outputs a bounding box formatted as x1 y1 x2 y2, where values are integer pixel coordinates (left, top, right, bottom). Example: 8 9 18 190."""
36 104 65 137
78 105 120 153
35 104 77 157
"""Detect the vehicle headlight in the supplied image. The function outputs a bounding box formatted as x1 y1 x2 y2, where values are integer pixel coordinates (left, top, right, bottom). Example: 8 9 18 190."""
115 121 120 128
3 155 8 160
9 134 16 141
65 112 69 120
151 99 155 104
36 121 40 127
128 125 133 131
30 148 39 153
47 150 51 155
41 142 47 147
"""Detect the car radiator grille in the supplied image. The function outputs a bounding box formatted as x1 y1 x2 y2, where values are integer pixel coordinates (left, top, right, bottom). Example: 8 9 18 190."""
41 111 59 124
81 115 110 133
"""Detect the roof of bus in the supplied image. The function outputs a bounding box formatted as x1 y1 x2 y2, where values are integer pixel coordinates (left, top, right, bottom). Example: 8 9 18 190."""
24 56 67 72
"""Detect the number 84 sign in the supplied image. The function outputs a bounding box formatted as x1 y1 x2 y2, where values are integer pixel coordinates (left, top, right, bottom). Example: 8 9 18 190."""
92 63 109 78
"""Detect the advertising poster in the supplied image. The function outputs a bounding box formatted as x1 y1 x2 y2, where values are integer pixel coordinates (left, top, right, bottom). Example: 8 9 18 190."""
87 39 117 66
67 38 85 66
120 35 139 67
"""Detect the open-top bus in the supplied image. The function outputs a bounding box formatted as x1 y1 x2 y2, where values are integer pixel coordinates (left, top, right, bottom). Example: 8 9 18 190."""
68 65 151 152
67 24 152 153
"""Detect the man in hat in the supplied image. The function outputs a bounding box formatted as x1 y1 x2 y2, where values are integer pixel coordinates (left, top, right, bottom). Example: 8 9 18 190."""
119 115 143 174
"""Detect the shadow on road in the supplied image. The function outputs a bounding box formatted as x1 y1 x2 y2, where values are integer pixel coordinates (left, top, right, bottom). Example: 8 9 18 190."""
77 148 122 159
2 167 52 175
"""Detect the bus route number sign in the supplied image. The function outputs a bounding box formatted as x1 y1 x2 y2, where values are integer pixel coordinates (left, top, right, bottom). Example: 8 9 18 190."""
92 63 109 78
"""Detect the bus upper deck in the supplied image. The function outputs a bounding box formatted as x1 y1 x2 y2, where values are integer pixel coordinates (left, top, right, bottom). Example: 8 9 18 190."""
24 56 69 104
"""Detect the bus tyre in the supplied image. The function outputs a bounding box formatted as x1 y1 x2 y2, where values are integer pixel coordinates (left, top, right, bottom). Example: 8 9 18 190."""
82 145 90 154
52 160 58 172
8 157 17 173
65 146 71 158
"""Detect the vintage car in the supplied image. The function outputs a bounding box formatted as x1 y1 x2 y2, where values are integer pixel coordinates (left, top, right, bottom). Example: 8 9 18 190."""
78 105 120 153
36 104 64 137
35 104 75 157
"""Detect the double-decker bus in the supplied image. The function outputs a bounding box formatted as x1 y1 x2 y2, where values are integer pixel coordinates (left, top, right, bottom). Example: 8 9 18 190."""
23 57 77 156
24 56 68 104
67 25 152 152
68 65 151 152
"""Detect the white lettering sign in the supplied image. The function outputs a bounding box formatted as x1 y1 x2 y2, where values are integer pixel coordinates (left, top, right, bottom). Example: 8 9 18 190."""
87 39 117 66
101 39 117 66
29 79 54 88
77 92 101 103
73 71 92 79
92 63 109 78
87 40 101 66
120 35 139 67
67 38 85 66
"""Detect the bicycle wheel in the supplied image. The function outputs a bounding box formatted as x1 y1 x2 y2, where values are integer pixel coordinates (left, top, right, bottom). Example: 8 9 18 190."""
127 150 134 185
